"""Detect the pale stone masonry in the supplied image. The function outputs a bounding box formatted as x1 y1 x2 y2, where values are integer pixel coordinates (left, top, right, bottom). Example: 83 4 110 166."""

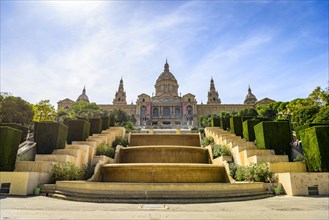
58 61 274 126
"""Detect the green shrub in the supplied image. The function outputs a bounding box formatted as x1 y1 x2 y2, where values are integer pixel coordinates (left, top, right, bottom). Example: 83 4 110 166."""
52 162 82 182
201 136 214 147
0 123 28 143
234 163 274 183
293 154 306 163
112 136 129 148
299 126 329 172
101 116 110 130
229 162 237 178
213 144 232 158
198 127 205 134
67 119 90 144
96 143 115 158
89 118 102 135
81 164 95 180
242 119 261 141
254 121 291 155
125 121 134 133
211 115 220 127
0 126 22 171
34 122 68 154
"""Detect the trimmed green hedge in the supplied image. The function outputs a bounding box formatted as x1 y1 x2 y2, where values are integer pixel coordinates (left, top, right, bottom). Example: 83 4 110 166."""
299 126 329 172
0 126 22 171
211 115 220 127
230 117 243 137
109 115 115 127
34 122 68 154
230 116 254 137
220 117 230 130
243 119 262 141
101 116 110 130
89 118 102 135
0 123 28 143
254 121 291 155
67 119 90 144
295 123 329 139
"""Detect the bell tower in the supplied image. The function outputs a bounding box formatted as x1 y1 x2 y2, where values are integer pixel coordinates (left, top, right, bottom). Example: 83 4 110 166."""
207 77 221 104
113 77 127 105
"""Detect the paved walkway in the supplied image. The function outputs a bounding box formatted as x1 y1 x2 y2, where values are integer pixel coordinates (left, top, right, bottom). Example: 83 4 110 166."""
1 195 328 220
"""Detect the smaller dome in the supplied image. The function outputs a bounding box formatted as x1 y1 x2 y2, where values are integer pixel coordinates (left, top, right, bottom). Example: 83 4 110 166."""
76 86 90 103
244 86 257 104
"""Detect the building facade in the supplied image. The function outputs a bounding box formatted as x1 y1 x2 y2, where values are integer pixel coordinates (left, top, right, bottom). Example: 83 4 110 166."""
58 61 274 126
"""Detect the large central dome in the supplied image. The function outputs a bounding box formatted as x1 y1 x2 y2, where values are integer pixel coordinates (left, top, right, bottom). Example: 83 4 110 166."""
154 60 179 97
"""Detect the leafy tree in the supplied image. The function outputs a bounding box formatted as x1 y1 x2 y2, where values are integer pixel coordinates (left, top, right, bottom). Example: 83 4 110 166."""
110 109 135 126
238 108 258 117
68 101 101 119
313 106 329 123
308 86 329 107
293 105 320 126
33 100 56 122
0 96 34 125
257 104 278 120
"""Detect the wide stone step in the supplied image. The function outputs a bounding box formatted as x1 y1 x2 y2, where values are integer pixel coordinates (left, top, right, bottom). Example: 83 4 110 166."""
118 145 210 163
247 155 289 165
101 163 227 183
50 181 273 203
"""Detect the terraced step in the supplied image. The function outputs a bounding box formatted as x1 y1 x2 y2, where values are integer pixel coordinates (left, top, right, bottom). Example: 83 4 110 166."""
239 149 275 166
101 163 227 183
49 181 273 203
268 162 307 173
247 155 289 165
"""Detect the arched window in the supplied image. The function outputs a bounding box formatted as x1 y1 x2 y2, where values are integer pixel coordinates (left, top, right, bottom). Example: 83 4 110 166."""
187 105 193 116
141 106 146 117
163 107 170 118
153 108 159 117
175 108 180 117
142 98 145 102
213 97 216 101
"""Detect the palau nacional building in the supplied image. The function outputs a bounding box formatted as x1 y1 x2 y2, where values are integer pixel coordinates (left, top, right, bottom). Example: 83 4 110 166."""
58 60 274 127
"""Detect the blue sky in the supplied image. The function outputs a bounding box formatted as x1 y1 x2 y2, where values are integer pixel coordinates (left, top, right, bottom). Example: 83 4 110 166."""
1 0 328 108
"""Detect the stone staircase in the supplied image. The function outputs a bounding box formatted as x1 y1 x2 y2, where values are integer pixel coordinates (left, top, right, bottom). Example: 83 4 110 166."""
1 127 124 195
205 127 306 173
45 132 273 203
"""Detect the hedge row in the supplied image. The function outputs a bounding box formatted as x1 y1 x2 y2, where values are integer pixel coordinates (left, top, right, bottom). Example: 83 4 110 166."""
0 123 28 143
211 115 220 127
101 116 110 130
67 119 90 144
295 123 329 139
230 116 254 138
220 117 230 130
242 118 271 141
299 126 329 172
109 115 115 127
34 122 68 154
89 118 102 135
0 126 22 171
254 121 291 155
